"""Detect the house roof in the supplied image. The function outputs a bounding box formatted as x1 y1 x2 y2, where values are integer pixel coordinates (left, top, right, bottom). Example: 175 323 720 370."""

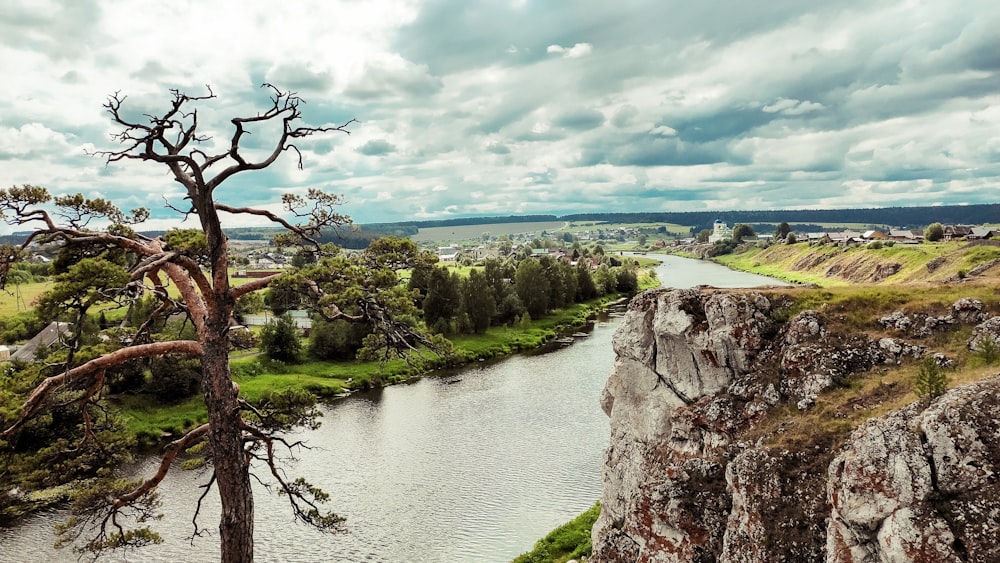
9 322 72 362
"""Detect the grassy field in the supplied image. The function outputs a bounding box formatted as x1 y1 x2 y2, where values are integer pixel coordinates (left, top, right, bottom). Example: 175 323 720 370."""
0 281 50 317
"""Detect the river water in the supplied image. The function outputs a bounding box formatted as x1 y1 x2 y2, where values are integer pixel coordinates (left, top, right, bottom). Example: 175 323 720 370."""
0 255 787 562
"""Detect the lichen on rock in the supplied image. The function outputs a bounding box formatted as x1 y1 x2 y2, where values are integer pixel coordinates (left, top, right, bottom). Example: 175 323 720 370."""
592 288 1000 563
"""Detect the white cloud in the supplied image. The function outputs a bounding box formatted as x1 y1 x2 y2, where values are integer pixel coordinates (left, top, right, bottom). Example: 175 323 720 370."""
546 43 593 58
1 0 998 229
762 98 825 115
649 125 678 137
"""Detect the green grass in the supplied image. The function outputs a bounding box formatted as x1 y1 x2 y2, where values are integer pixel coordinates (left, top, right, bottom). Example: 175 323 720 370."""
512 502 600 563
711 240 1000 287
113 394 209 445
0 281 51 316
962 245 1000 267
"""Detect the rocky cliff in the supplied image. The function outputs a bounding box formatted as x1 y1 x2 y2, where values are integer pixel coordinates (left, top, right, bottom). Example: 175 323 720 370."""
592 288 1000 562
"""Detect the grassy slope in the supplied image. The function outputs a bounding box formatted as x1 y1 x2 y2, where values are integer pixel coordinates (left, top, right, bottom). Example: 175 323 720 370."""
512 503 601 563
714 241 1000 286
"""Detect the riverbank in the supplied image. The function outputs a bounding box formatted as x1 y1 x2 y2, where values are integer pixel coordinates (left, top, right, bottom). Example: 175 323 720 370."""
116 292 637 446
664 240 1000 286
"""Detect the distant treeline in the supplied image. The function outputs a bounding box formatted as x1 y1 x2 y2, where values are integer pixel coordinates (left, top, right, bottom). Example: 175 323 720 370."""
380 214 559 228
2 204 995 247
560 204 1000 231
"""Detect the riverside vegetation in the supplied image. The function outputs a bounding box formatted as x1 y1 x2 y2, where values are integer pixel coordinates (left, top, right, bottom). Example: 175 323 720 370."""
0 241 656 521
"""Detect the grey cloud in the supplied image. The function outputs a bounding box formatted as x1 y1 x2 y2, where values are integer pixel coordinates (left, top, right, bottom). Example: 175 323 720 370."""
553 108 604 131
0 0 102 59
344 60 442 100
670 108 775 144
485 142 511 155
357 139 397 156
60 70 83 84
131 60 173 82
581 135 731 167
393 0 842 74
526 168 557 185
514 129 567 143
611 105 639 128
266 62 335 93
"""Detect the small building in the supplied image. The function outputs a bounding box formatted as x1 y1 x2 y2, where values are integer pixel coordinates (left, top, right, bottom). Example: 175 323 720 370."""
944 225 974 240
708 220 733 243
968 228 998 240
888 229 922 243
8 322 72 363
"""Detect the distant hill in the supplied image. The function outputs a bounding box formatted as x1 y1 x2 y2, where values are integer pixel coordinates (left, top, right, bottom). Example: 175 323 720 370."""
558 204 1000 231
2 204 995 246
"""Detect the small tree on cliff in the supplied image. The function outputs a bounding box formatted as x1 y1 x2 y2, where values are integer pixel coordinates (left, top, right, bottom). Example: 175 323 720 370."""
0 86 440 562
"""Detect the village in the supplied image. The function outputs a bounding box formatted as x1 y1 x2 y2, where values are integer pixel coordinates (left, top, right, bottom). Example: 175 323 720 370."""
224 220 1000 272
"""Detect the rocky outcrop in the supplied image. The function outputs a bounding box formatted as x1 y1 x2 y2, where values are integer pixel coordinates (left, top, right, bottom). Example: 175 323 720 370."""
827 377 1000 562
593 288 1000 563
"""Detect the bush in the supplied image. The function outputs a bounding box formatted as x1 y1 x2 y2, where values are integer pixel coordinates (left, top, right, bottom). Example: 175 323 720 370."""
513 503 600 563
147 355 201 403
924 222 944 242
975 335 1000 364
106 359 146 394
308 319 370 360
914 356 948 398
259 314 303 363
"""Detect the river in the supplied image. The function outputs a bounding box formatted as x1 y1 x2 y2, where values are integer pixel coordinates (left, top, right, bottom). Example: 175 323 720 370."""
0 255 787 562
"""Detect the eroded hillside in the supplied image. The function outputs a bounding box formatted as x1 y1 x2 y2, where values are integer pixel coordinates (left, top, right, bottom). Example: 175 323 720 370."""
707 241 1000 286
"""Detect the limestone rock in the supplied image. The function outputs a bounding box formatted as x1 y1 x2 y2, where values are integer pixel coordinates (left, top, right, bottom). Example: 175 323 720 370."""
593 288 1000 563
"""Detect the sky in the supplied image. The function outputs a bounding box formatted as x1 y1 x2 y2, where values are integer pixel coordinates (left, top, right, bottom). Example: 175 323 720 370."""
1 0 999 232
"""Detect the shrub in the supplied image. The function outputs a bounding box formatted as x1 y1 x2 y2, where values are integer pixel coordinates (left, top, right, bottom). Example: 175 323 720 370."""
975 335 1000 365
914 356 948 398
147 355 201 403
106 359 146 394
259 314 303 363
308 318 370 360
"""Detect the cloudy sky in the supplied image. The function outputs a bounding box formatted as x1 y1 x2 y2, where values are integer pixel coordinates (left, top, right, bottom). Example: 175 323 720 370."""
2 0 998 231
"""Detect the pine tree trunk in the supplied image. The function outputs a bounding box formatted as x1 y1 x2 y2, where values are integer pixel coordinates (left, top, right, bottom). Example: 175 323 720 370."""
203 329 254 562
